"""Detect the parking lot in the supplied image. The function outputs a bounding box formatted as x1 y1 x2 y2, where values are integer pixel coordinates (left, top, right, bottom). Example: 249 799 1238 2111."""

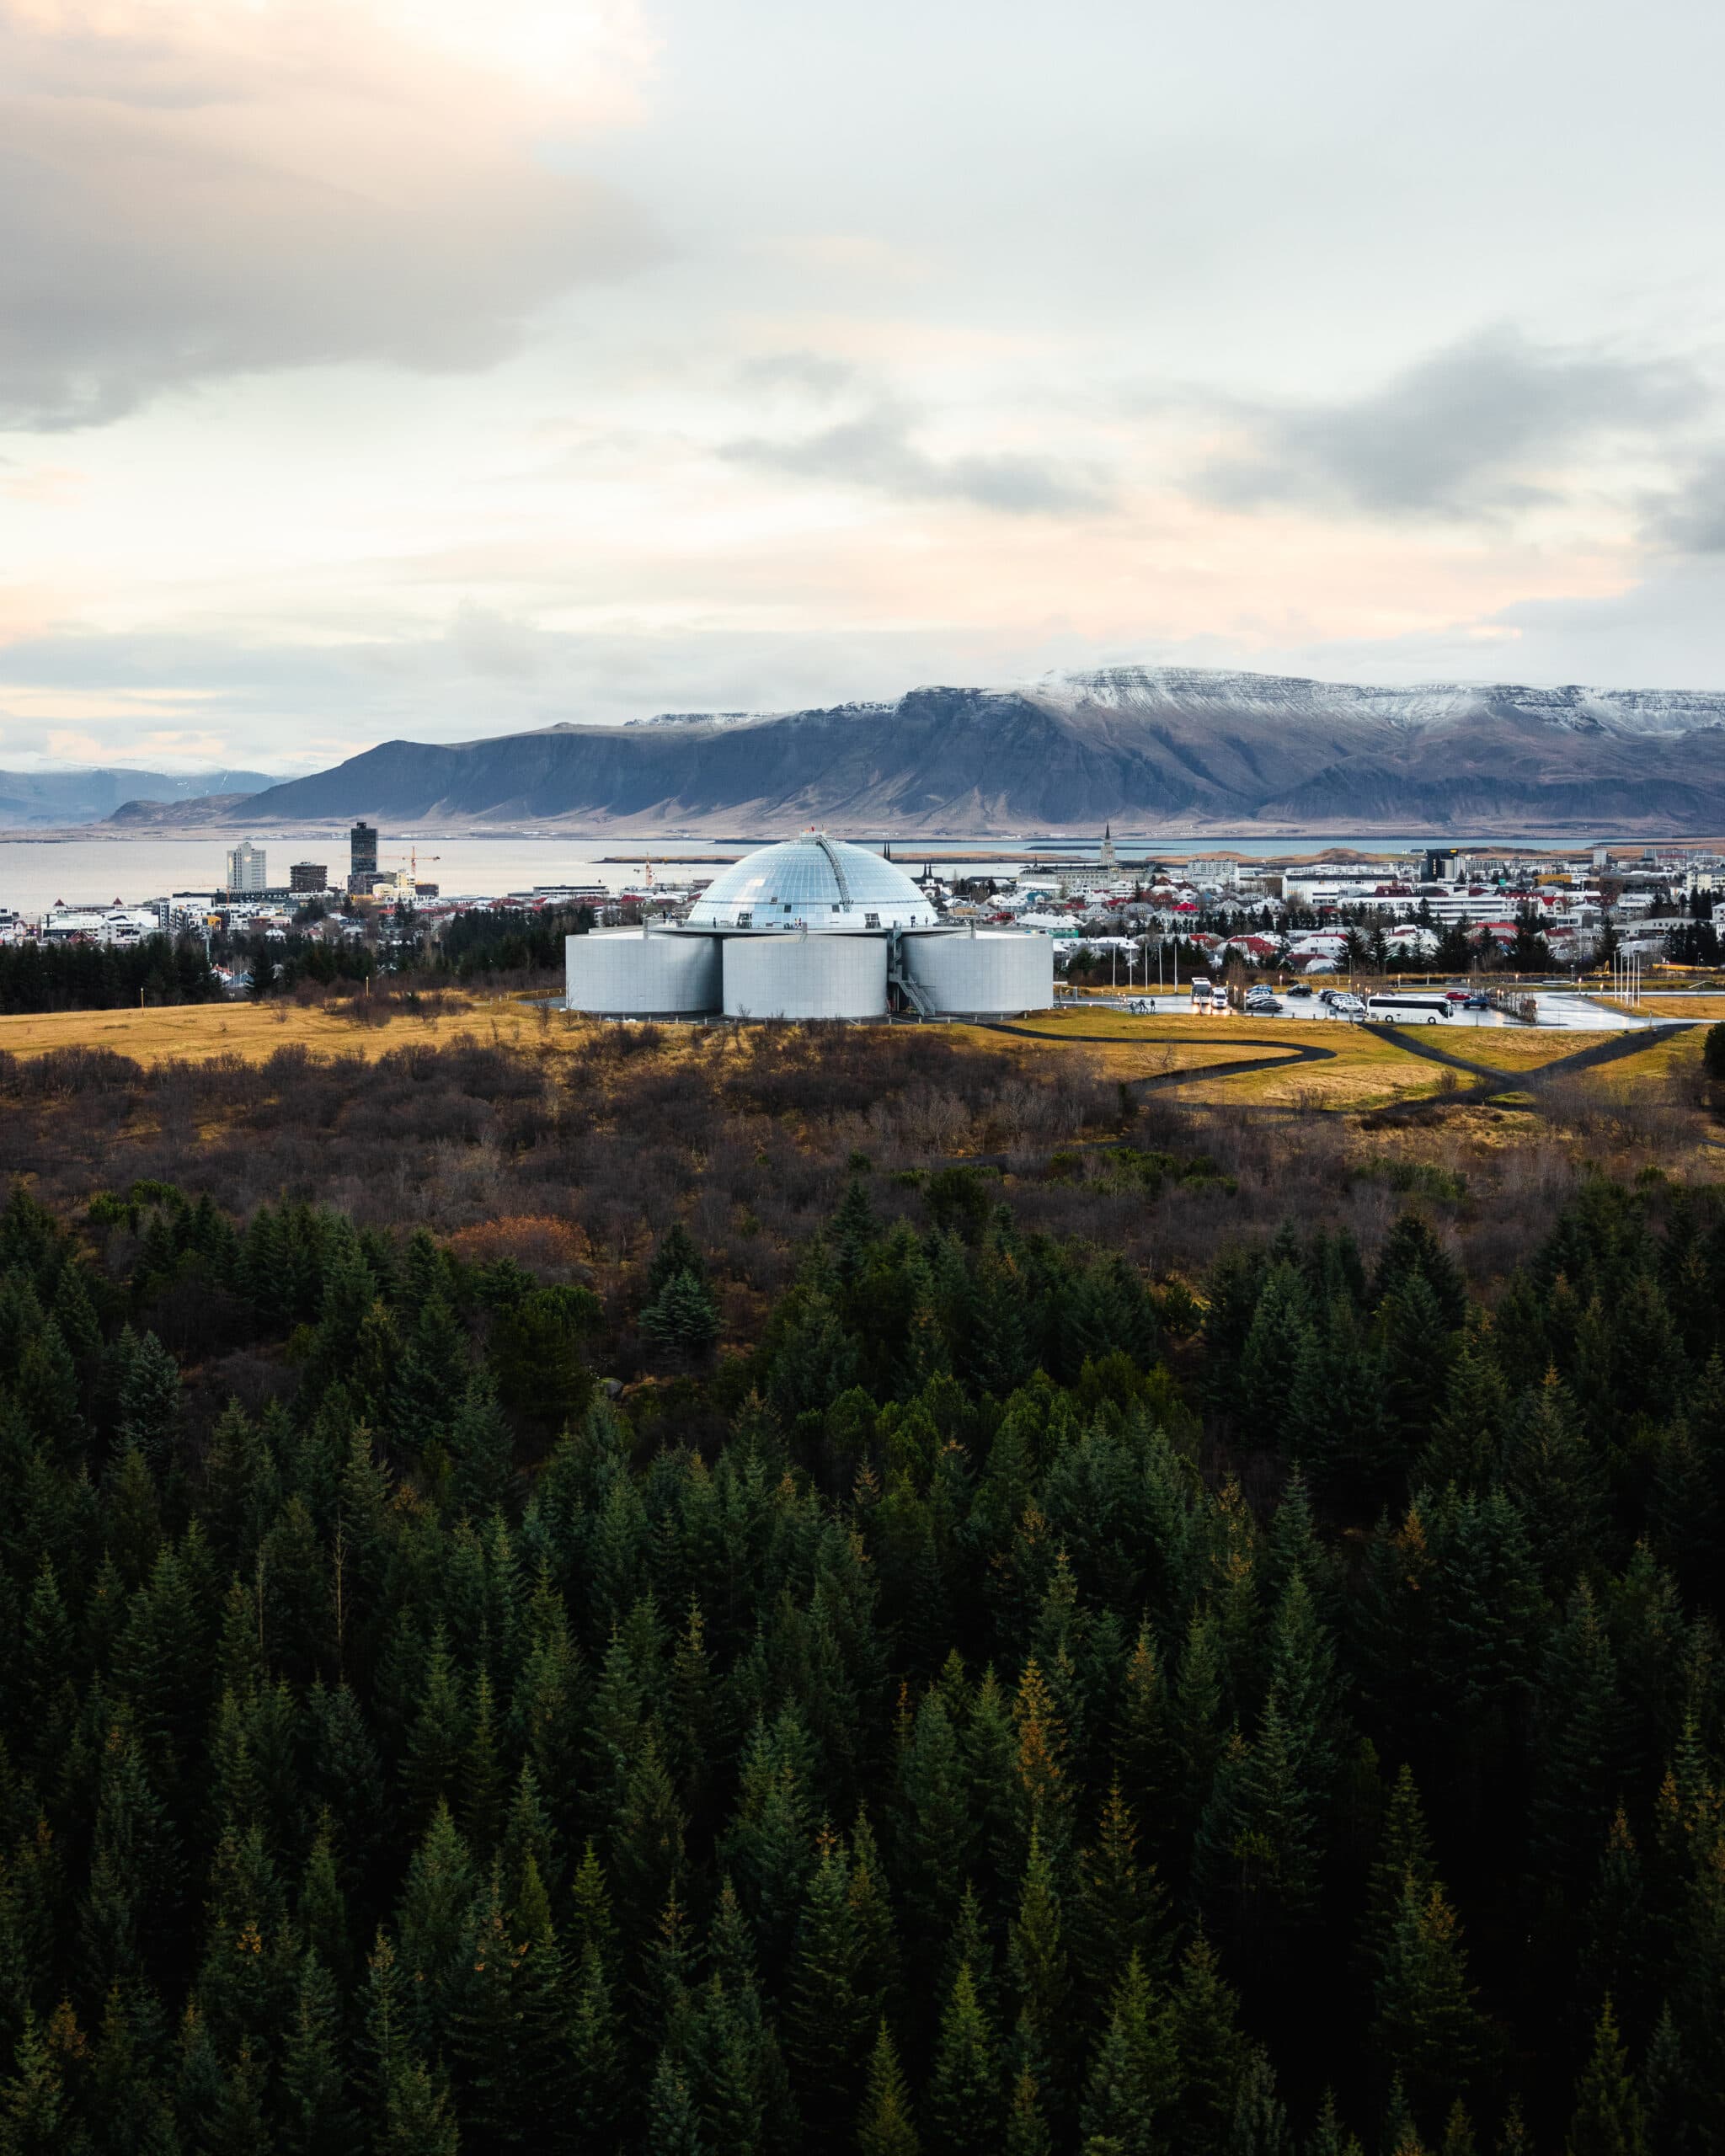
1077 989 1664 1032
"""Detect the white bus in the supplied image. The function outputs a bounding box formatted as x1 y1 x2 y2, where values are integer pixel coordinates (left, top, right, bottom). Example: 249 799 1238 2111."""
1365 993 1451 1024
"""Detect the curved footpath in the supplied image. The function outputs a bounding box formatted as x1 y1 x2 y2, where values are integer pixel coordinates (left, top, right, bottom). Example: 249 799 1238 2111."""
980 1015 1691 1118
980 1022 1338 1091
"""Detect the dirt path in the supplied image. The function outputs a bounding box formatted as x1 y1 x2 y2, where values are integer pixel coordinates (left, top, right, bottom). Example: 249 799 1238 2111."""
979 1024 1340 1091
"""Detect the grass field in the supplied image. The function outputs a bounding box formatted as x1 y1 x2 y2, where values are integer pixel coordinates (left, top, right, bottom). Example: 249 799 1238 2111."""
1427 1027 1616 1071
0 996 1706 1130
0 993 561 1066
1592 995 1725 1020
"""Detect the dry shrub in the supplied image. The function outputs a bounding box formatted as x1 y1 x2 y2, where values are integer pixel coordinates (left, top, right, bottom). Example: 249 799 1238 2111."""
445 1214 590 1273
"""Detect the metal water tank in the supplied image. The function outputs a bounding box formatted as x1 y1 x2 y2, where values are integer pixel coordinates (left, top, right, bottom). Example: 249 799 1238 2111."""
722 932 887 1020
902 928 1053 1015
564 928 721 1016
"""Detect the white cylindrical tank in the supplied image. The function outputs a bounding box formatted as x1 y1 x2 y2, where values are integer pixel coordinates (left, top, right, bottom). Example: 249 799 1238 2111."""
903 928 1053 1015
722 932 887 1020
565 929 720 1016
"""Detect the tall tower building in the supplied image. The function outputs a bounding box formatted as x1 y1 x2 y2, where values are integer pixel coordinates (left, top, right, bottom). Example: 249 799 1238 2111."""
225 839 267 893
349 821 379 893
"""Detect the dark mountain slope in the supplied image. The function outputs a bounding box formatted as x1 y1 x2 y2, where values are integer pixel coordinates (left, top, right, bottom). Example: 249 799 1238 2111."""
218 669 1725 835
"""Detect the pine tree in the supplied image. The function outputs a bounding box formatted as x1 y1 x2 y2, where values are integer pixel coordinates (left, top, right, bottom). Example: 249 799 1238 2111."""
1007 1825 1069 2087
118 1331 183 1476
1566 1999 1647 2156
402 1630 468 1826
1530 1587 1631 1899
1306 2089 1365 2156
647 2049 706 2156
1231 2046 1291 2156
642 1271 723 1364
1169 1932 1250 2155
0 2010 66 2156
785 1829 871 2148
1080 1950 1176 2154
857 2021 919 2156
1640 2002 1689 2156
1373 1877 1486 2123
280 1951 355 2155
446 1372 518 1520
1439 2101 1477 2156
1073 1781 1168 2011
395 1803 478 2047
927 1964 1003 2156
1365 1768 1437 1974
1004 2067 1052 2156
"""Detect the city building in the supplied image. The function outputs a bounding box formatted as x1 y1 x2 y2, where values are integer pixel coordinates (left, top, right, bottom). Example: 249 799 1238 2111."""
349 822 380 894
290 862 328 894
225 840 267 894
566 833 1052 1020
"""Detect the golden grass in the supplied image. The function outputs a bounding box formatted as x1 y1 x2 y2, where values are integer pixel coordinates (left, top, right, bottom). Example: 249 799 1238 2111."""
1438 1028 1616 1071
1585 1027 1709 1091
0 994 561 1066
952 1011 1453 1109
1178 1044 1447 1110
1593 995 1725 1019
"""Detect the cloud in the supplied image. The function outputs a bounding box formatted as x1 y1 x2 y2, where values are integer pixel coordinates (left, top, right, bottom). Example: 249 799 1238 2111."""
0 0 661 430
1194 328 1708 520
1647 455 1725 553
724 400 1111 515
735 351 858 399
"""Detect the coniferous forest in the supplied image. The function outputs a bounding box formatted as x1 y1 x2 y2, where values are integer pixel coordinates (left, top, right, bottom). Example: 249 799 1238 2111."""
0 1025 1722 2154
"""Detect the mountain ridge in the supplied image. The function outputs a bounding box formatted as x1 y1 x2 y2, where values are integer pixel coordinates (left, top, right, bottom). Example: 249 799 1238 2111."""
113 670 1725 835
0 766 275 829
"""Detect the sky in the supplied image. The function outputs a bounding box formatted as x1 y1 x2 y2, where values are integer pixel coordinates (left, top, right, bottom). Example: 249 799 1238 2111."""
1 0 1723 774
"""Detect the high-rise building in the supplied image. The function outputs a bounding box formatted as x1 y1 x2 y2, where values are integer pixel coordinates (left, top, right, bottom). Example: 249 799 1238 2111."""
349 821 379 894
225 839 267 893
290 862 328 894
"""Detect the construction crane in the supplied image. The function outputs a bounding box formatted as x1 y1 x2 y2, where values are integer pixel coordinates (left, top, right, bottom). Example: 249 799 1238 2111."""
377 846 441 891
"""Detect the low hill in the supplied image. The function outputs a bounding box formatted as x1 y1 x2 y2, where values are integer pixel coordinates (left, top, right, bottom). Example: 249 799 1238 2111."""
1 766 272 828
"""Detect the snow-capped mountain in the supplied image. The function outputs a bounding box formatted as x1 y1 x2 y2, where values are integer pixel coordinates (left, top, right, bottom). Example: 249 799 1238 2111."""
171 668 1725 835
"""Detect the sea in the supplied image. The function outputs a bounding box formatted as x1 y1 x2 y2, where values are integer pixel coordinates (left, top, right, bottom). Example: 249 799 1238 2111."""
0 829 1448 915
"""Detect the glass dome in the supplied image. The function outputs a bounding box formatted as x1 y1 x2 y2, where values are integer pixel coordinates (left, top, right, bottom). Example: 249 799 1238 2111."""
686 834 938 931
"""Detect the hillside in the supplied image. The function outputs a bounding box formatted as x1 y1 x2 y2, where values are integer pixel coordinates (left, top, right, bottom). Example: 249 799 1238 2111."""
157 668 1725 834
0 765 272 827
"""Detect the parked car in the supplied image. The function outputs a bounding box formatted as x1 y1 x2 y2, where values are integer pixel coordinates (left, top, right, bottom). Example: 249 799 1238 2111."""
1318 988 1339 1006
1445 989 1469 1003
1288 983 1313 999
1332 993 1366 1017
1463 993 1492 1010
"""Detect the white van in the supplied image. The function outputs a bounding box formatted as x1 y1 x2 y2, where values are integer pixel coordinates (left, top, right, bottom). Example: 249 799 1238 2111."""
1189 975 1212 1009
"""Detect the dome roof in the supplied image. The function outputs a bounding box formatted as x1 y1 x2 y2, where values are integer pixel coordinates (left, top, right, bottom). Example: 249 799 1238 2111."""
686 834 937 931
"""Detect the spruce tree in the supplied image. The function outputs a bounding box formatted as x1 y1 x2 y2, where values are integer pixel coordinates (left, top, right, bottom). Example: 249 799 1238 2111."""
279 1951 355 2155
1373 1877 1486 2127
1566 1999 1647 2156
1169 1930 1250 2154
785 1829 871 2149
927 1964 1003 2156
1080 1950 1176 2155
857 2021 920 2156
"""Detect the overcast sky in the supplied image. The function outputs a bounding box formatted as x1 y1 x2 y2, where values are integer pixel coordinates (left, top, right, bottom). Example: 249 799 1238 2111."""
2 0 1723 772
